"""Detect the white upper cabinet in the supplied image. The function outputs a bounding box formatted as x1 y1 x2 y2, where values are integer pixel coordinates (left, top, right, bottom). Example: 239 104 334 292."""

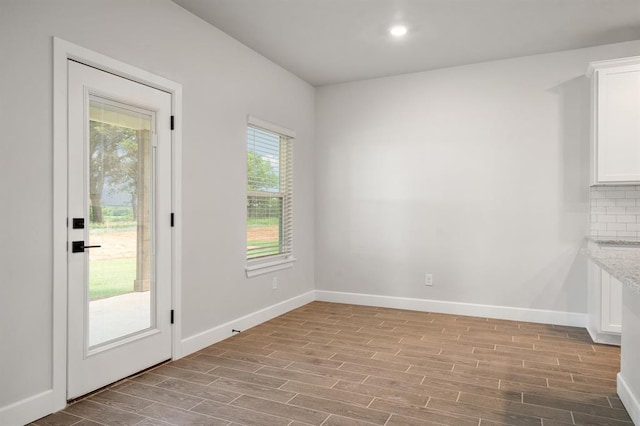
588 57 640 185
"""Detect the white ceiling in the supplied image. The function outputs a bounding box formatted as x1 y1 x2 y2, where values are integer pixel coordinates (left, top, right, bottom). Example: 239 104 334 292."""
172 0 640 86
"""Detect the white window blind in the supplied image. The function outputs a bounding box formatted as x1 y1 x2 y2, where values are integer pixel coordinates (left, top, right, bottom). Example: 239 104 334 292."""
246 122 293 261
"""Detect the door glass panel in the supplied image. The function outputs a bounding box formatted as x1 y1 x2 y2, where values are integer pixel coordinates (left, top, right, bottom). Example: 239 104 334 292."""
87 97 154 349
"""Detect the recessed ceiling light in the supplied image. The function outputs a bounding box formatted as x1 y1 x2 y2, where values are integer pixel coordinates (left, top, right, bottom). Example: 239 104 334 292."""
389 25 408 37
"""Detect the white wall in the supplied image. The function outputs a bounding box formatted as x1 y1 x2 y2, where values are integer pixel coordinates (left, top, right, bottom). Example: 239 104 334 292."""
315 41 640 314
0 0 314 415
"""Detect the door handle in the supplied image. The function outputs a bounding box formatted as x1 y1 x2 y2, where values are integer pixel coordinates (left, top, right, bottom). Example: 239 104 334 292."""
71 241 102 253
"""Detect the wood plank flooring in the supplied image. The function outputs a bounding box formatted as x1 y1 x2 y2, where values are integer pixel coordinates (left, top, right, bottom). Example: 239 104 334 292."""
33 302 633 426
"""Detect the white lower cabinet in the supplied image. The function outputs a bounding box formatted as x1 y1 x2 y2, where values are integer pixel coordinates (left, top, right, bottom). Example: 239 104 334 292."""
588 260 622 345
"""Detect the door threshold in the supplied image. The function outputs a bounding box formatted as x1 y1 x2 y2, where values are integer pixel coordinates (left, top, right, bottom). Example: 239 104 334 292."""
66 358 171 404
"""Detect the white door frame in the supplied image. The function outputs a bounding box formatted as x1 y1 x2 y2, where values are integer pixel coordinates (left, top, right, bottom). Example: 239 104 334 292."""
52 37 182 411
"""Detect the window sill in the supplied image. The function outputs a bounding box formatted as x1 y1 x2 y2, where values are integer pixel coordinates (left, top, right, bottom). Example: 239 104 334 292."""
245 255 296 278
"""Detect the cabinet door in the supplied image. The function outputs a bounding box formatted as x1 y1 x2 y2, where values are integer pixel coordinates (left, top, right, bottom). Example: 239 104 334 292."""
587 260 602 335
601 269 623 333
596 66 640 183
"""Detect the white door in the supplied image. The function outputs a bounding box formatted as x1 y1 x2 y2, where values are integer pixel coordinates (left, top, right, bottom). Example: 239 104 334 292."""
601 269 623 334
67 60 173 399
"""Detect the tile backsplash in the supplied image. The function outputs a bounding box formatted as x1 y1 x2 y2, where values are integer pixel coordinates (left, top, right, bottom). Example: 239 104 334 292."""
590 185 640 238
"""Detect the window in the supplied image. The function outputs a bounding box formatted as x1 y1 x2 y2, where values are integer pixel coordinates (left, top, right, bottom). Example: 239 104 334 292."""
245 116 295 276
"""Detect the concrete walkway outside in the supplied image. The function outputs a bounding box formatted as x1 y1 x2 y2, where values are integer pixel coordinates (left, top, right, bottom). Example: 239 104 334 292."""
89 291 151 347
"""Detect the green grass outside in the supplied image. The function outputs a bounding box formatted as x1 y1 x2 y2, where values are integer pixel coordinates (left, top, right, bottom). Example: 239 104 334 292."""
89 258 136 301
247 217 279 226
247 239 280 258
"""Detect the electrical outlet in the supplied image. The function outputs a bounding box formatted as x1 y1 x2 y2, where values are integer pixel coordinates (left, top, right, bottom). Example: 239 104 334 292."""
272 277 278 290
425 273 433 286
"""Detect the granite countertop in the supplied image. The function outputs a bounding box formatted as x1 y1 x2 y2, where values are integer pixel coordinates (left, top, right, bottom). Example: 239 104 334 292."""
587 238 640 295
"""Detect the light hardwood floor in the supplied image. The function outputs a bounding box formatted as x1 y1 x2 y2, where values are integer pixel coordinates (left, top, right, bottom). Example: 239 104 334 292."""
33 301 632 425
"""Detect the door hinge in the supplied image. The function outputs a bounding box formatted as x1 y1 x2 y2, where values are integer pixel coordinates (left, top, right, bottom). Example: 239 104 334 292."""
170 213 174 227
170 115 175 130
170 309 174 324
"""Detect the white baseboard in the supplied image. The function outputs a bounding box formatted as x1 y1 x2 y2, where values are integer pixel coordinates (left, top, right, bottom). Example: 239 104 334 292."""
586 325 621 346
178 290 592 356
0 390 53 426
618 373 640 425
314 290 588 327
180 290 315 356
